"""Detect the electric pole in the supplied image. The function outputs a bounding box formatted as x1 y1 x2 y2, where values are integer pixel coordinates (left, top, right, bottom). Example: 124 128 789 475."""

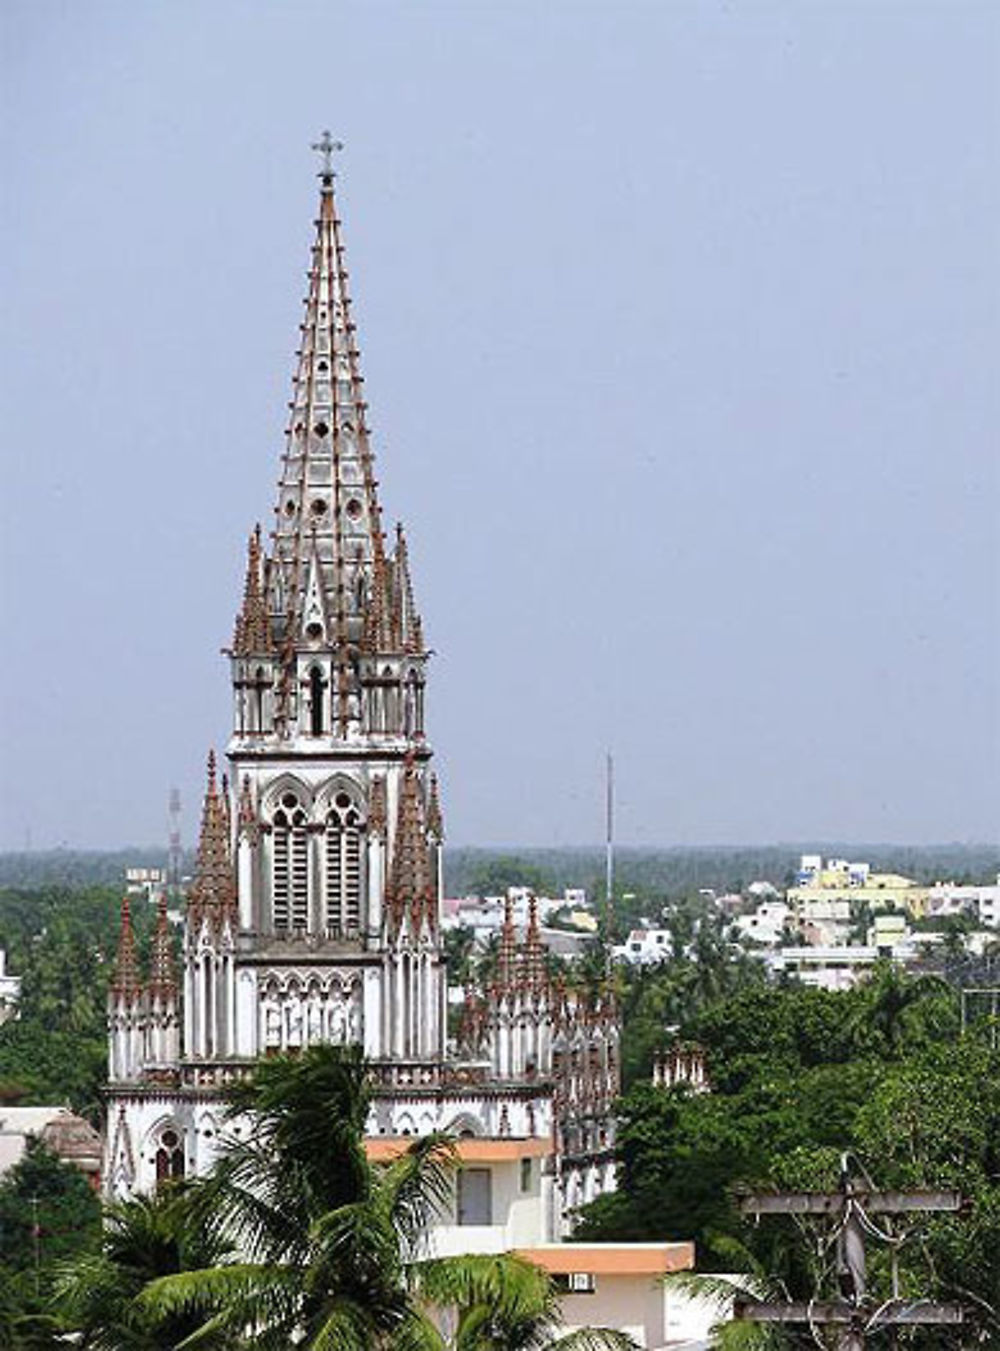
733 1157 965 1348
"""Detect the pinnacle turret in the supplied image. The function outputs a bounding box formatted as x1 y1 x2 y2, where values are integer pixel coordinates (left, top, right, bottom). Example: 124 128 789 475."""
385 753 435 936
148 895 177 998
111 896 142 998
186 751 237 927
233 526 271 655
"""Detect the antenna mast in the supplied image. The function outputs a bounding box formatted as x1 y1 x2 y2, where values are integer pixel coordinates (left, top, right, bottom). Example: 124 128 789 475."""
605 751 614 942
167 787 182 900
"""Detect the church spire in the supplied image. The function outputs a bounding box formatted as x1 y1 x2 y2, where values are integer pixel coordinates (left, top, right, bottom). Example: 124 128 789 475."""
186 751 237 928
268 139 389 653
233 525 271 655
522 894 546 994
148 894 177 998
385 753 435 936
111 896 142 998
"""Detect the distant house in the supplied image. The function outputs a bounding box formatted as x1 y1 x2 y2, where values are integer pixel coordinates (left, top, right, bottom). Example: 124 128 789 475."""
0 1106 103 1189
613 929 672 964
0 950 20 1025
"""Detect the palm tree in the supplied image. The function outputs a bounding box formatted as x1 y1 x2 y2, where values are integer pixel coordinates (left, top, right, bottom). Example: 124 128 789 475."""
410 1252 639 1349
54 1183 234 1349
133 1046 635 1350
850 963 947 1058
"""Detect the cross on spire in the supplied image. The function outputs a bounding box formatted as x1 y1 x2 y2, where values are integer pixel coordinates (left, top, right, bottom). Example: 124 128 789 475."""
311 130 344 180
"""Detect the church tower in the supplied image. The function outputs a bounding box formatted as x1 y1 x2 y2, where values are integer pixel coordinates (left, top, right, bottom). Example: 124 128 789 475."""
196 135 445 1073
104 142 617 1220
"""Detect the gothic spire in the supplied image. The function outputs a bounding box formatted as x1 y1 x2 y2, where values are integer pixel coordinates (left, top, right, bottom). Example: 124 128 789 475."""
111 896 142 998
233 525 271 655
426 772 443 841
268 145 390 653
496 894 517 992
522 893 546 994
385 753 434 936
148 895 177 998
187 751 237 927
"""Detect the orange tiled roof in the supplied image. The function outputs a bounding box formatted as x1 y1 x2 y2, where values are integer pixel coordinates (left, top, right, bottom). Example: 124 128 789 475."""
364 1136 551 1164
514 1242 695 1276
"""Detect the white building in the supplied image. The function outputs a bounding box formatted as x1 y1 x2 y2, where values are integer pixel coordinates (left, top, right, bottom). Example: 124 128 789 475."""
0 951 20 1025
103 157 619 1256
925 878 1000 927
613 928 673 964
734 901 790 946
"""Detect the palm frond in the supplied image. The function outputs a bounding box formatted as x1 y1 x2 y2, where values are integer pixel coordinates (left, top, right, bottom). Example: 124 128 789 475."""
138 1262 298 1347
545 1331 643 1351
378 1134 458 1260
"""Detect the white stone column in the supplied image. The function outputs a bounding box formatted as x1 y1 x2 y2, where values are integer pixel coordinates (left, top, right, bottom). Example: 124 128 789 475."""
362 967 381 1057
183 957 195 1059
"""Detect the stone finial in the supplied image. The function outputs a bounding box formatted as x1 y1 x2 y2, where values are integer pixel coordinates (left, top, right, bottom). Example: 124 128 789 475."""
426 773 444 842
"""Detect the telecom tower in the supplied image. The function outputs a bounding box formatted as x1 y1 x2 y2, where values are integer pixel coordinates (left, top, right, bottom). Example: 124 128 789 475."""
167 787 182 900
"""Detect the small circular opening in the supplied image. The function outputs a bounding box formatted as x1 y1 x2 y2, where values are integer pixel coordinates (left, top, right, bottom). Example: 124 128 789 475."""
311 499 327 516
314 421 329 438
284 500 296 517
346 498 362 519
306 622 322 640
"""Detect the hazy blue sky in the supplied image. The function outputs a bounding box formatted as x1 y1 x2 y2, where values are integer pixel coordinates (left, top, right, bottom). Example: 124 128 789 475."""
2 1 997 850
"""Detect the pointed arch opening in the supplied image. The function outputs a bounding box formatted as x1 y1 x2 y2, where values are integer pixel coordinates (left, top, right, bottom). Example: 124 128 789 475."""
154 1126 185 1185
272 791 309 932
309 666 325 736
324 789 366 938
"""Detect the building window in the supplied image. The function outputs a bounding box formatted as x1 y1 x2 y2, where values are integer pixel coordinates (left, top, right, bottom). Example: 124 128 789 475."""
553 1273 596 1294
309 666 324 736
272 794 308 931
325 792 365 936
520 1157 533 1192
456 1168 492 1226
155 1128 184 1184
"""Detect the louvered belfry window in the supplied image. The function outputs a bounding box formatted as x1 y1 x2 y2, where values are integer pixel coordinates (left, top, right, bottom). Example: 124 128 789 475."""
325 791 364 937
272 793 308 931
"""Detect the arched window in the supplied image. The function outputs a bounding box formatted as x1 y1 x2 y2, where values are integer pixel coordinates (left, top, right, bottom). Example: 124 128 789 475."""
309 666 324 736
252 666 266 734
325 791 365 937
155 1127 184 1184
272 793 308 931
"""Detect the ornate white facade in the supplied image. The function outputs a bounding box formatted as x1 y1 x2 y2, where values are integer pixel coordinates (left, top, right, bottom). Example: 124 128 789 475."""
104 152 618 1227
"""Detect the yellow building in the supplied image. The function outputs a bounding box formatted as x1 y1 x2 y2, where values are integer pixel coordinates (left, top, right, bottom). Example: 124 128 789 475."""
788 856 929 919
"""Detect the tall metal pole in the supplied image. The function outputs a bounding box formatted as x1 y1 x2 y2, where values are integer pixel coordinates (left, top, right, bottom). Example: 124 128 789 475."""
605 751 614 941
168 786 182 900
